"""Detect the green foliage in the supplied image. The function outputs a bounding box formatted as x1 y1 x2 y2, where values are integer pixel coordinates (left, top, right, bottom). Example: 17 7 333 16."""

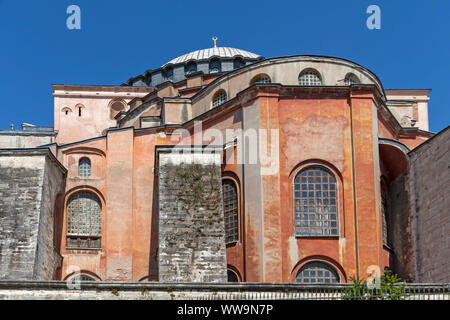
343 268 407 300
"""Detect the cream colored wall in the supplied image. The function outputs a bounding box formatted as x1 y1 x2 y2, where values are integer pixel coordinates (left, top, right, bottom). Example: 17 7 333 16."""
386 90 430 131
191 57 382 118
53 86 152 145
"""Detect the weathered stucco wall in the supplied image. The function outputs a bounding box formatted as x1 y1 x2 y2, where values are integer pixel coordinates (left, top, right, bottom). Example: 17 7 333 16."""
158 150 227 282
0 151 65 280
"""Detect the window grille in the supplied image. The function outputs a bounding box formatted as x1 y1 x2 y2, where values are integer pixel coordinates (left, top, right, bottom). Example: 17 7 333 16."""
252 75 271 84
294 166 339 236
79 158 91 177
299 70 322 86
71 274 96 281
222 180 239 243
344 73 359 85
213 91 227 108
296 262 340 284
66 192 102 249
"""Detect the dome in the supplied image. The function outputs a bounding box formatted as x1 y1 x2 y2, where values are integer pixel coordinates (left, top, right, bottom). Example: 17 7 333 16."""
162 47 262 67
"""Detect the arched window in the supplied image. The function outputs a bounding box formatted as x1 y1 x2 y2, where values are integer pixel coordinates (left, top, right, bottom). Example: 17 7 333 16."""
251 74 271 85
209 59 221 73
294 166 339 236
213 90 227 108
70 274 97 281
380 181 389 246
233 58 245 69
227 269 239 282
185 62 197 75
344 73 360 85
296 262 340 283
222 179 239 243
163 68 173 82
79 158 91 177
66 192 102 249
298 69 322 86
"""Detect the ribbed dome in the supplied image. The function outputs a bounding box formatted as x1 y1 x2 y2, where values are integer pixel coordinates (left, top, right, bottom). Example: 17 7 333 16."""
163 47 261 67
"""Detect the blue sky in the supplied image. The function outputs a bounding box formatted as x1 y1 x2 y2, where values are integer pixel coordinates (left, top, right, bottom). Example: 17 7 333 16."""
0 0 449 132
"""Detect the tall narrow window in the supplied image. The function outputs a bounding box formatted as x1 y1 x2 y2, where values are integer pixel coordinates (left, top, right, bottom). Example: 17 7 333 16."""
222 179 239 243
294 166 339 236
296 262 339 283
298 69 322 86
66 192 102 249
380 182 389 246
79 158 91 177
213 90 227 108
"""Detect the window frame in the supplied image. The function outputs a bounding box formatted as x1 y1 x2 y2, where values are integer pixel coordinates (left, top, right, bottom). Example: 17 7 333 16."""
298 69 322 86
295 261 340 284
344 73 360 86
78 157 91 177
212 90 228 108
250 74 272 85
292 164 342 238
222 177 241 245
65 191 103 250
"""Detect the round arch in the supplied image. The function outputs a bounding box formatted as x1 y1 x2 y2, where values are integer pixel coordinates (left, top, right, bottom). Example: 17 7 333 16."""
64 270 102 281
289 159 345 238
290 256 347 283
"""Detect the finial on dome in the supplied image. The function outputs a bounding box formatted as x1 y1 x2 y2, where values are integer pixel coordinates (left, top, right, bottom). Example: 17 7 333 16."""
212 36 218 48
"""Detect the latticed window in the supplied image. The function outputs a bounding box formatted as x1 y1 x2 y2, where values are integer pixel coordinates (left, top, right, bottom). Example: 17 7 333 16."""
298 70 322 86
66 192 102 249
296 262 339 284
213 90 227 108
251 75 271 85
222 180 239 243
294 166 339 236
381 182 389 246
79 158 91 177
71 274 96 281
344 73 359 85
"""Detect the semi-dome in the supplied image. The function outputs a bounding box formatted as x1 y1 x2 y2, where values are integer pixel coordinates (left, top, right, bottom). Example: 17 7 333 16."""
162 47 262 67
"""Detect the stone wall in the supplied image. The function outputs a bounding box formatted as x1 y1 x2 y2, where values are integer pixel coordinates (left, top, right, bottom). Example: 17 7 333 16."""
391 126 449 283
407 126 450 283
158 148 227 282
0 149 66 280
